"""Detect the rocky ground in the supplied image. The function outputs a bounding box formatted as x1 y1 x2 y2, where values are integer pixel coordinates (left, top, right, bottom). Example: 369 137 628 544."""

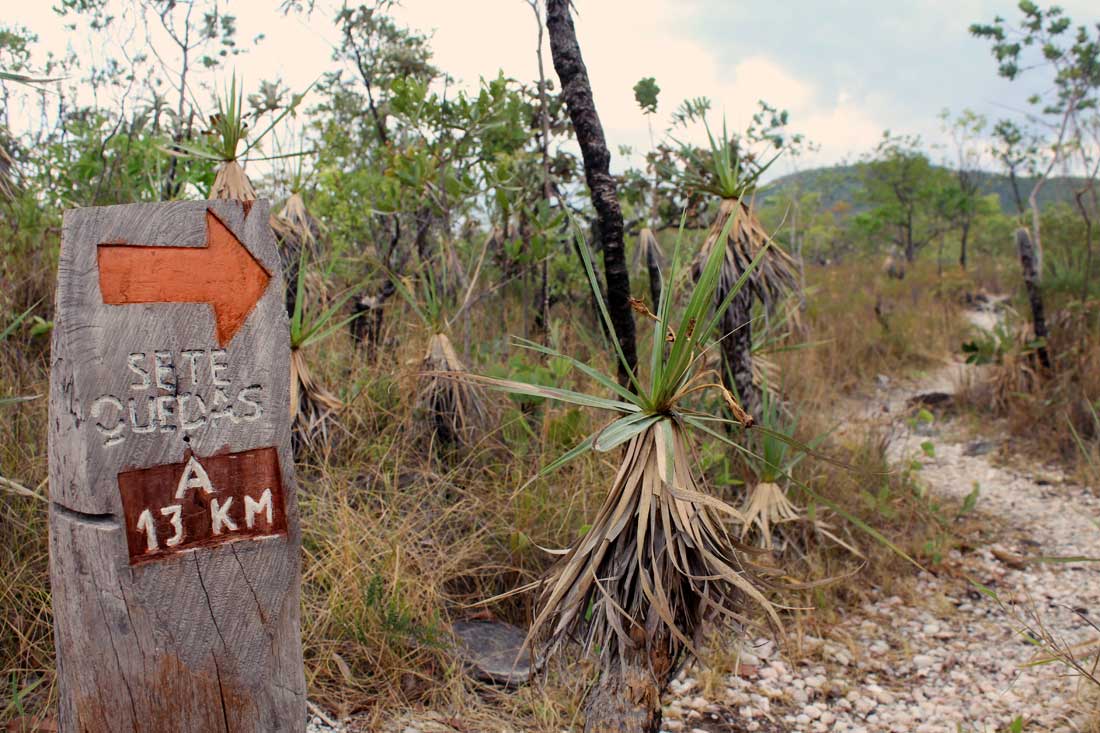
659 307 1100 733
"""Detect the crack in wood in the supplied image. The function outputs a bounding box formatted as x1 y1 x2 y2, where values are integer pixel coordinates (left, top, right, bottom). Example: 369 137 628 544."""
212 653 232 733
230 544 269 631
193 553 229 652
52 500 118 528
93 565 138 727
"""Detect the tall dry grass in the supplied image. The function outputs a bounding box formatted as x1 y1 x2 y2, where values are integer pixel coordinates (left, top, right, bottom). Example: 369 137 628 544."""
774 259 972 404
0 294 53 720
0 237 977 727
957 296 1100 482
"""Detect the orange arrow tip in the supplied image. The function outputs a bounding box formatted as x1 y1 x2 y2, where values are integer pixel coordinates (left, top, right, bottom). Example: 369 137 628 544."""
203 210 271 346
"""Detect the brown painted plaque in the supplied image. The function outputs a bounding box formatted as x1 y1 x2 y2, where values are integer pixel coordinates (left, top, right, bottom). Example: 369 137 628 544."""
118 447 288 564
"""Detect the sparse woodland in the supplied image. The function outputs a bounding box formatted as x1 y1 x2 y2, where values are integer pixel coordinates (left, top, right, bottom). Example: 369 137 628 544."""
2 2 1100 732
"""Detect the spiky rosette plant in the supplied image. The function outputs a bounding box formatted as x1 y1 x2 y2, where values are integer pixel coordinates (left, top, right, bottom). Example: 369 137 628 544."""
419 330 486 446
287 245 361 452
471 216 806 730
269 157 322 319
739 382 813 549
632 227 665 310
395 239 491 450
680 115 798 419
174 74 302 201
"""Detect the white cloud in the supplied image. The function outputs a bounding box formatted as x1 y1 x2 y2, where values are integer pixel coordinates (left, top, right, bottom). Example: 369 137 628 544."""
389 0 887 175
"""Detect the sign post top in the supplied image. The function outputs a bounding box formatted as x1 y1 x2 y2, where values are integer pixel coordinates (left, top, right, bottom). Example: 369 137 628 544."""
49 198 305 732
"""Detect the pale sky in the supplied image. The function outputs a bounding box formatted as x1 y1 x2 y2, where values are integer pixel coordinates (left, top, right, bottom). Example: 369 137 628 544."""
11 1 1100 178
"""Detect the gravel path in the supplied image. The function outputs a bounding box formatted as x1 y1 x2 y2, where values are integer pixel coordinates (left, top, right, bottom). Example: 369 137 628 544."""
661 325 1100 732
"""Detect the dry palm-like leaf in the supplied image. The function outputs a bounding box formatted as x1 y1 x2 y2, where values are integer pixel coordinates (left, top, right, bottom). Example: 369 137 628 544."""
632 227 664 274
279 191 317 240
752 352 779 388
0 138 16 201
417 332 487 447
210 159 257 202
290 347 342 447
740 481 799 549
693 198 796 309
531 419 779 664
271 191 323 317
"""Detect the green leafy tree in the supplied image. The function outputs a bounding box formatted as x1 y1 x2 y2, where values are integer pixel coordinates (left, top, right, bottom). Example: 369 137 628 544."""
856 132 951 263
940 108 989 268
971 3 1100 276
632 77 660 115
988 119 1037 217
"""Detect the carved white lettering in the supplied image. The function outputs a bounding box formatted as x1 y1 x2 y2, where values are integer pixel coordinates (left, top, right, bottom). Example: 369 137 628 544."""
210 497 237 535
91 348 269 445
177 393 207 431
210 349 230 387
90 395 125 446
234 386 264 421
175 456 215 499
128 396 157 434
244 489 273 529
182 349 204 388
136 509 158 552
154 350 175 391
127 352 151 391
209 387 236 425
160 504 183 546
156 394 177 433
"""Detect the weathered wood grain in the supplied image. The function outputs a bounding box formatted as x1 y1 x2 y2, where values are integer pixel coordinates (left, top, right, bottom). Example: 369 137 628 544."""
49 199 305 732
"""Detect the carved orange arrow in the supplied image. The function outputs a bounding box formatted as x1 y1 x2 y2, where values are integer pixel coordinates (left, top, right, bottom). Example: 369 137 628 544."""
97 209 271 347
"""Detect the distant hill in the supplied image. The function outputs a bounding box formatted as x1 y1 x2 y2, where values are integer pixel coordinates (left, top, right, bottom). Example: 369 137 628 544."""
759 164 1088 214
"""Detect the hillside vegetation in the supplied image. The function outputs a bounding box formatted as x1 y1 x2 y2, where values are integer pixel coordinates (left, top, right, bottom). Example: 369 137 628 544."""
763 165 1089 215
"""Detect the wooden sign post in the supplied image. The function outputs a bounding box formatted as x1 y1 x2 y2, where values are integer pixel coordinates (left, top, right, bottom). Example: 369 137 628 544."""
48 200 306 732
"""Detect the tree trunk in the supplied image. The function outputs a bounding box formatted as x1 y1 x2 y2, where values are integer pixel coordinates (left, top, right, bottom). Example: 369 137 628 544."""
531 0 553 343
1016 227 1051 369
1075 186 1094 301
959 219 970 270
904 212 915 262
352 216 402 356
584 619 675 733
721 286 760 420
583 649 663 733
645 245 662 311
546 0 637 384
1008 168 1025 216
1028 188 1045 278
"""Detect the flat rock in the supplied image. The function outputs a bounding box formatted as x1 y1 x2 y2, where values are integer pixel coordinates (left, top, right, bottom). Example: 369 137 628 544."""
907 391 953 409
964 440 994 456
452 619 531 687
